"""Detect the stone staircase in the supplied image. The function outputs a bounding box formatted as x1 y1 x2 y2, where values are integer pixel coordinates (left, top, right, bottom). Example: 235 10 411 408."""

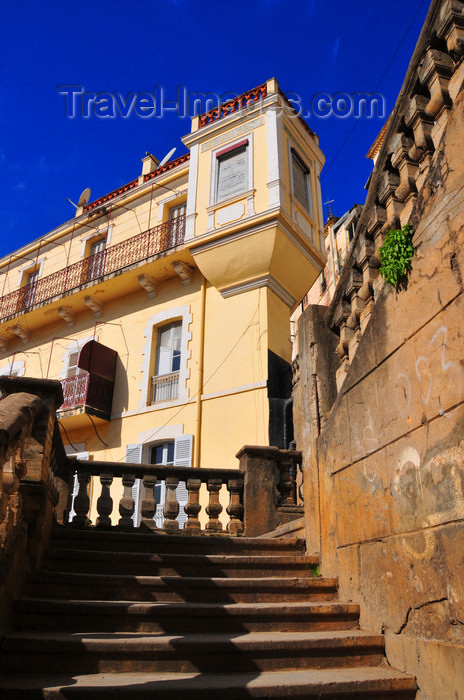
0 528 416 698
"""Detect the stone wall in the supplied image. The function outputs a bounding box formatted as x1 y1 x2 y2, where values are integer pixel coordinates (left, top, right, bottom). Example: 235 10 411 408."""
295 9 464 697
0 378 68 635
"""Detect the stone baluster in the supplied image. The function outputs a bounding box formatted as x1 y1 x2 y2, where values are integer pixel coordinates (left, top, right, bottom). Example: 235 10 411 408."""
289 463 297 504
185 478 202 532
118 473 135 530
226 478 244 536
377 170 402 234
419 48 454 119
96 473 113 528
345 268 363 355
333 299 351 390
419 48 454 148
206 478 223 532
163 476 179 532
404 95 436 193
391 134 418 201
72 471 91 528
405 95 435 163
277 460 294 505
437 0 464 59
356 236 378 320
141 475 157 530
298 464 304 503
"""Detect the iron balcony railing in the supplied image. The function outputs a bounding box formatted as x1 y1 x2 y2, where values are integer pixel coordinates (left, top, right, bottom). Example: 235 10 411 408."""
0 216 186 322
59 371 114 418
151 371 180 403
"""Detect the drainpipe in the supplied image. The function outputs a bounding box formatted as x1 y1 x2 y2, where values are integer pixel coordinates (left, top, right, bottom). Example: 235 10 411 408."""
194 275 206 468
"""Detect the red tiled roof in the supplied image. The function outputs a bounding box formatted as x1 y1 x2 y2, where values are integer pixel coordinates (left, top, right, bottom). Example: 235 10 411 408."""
83 153 190 212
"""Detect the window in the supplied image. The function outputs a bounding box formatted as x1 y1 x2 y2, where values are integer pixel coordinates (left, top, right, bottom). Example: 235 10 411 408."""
291 149 312 215
127 434 192 528
86 237 106 282
169 203 186 222
168 203 187 246
0 360 25 378
348 220 356 243
321 270 327 293
22 268 39 308
216 140 248 202
139 306 192 411
152 321 182 403
151 441 175 527
65 350 84 378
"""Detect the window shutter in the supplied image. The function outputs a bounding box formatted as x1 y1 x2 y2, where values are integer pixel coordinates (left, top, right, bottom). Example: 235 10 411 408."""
174 435 192 528
126 444 142 527
173 435 193 468
66 450 89 523
216 144 248 201
154 482 164 528
68 473 79 523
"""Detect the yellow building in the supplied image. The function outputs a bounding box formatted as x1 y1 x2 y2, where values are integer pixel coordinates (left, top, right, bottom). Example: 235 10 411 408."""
0 78 325 523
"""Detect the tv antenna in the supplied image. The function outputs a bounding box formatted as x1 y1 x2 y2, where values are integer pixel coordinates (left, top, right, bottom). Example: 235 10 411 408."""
323 198 335 217
146 147 181 195
67 187 91 209
78 187 91 207
147 147 176 170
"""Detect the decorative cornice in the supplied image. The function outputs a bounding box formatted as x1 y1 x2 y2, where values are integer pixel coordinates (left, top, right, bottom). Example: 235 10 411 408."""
220 274 297 308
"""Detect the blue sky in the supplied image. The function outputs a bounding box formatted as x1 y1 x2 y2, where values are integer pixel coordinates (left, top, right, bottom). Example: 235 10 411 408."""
0 0 430 259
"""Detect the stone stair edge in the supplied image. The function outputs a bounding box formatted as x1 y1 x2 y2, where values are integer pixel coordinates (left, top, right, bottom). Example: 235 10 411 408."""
3 629 387 652
29 571 337 587
51 527 306 548
44 549 317 565
0 667 418 697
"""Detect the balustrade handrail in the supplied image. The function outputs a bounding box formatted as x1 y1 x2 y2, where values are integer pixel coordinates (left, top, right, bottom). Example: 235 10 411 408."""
0 216 186 323
68 457 245 535
68 457 244 482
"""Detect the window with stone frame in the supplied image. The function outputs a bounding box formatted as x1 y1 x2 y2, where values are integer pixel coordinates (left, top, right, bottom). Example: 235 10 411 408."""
215 140 249 203
151 321 182 403
291 149 312 215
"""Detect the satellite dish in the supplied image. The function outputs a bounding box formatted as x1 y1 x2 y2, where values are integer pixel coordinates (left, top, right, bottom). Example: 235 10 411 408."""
78 187 92 207
157 148 176 170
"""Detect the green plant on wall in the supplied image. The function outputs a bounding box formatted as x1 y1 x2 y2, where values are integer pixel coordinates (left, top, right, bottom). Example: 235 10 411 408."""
378 224 414 288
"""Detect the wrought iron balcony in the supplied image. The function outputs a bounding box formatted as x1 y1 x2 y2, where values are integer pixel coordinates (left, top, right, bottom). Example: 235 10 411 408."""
59 372 114 420
0 216 186 323
58 341 118 421
151 371 180 403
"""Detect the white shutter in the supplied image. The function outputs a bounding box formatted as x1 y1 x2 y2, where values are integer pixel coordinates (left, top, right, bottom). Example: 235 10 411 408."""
173 435 193 468
174 435 192 528
154 482 165 528
126 444 142 527
66 450 89 523
68 473 79 523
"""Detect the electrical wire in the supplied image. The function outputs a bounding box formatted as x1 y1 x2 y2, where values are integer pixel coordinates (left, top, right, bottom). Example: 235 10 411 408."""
57 419 81 452
321 0 428 180
87 413 109 447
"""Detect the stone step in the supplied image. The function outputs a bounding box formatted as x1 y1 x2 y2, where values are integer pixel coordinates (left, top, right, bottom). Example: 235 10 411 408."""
43 549 318 578
27 571 338 603
0 667 418 699
50 528 307 556
14 599 360 633
258 517 306 539
2 630 388 675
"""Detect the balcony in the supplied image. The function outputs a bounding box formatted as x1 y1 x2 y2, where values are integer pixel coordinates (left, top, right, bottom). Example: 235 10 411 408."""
59 372 114 420
151 371 179 403
58 340 117 422
0 216 186 323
